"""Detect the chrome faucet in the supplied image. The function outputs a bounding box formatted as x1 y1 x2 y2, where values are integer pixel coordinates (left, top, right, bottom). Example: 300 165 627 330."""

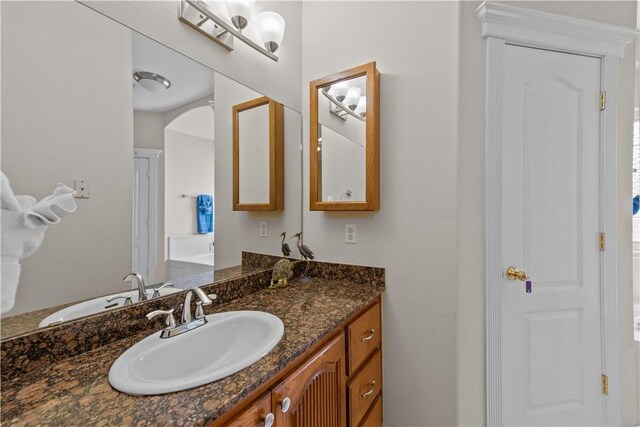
123 272 147 302
146 288 216 339
181 287 213 324
105 294 133 306
151 282 175 298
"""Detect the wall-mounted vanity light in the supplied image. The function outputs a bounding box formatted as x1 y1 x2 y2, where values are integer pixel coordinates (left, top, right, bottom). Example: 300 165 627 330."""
321 83 366 122
178 0 286 62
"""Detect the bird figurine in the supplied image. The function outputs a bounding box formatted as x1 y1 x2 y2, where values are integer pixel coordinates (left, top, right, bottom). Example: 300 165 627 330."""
290 232 314 260
290 232 314 283
280 232 292 257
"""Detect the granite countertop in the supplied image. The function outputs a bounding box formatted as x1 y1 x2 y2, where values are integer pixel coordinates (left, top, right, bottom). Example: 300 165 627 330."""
1 277 382 426
0 265 265 340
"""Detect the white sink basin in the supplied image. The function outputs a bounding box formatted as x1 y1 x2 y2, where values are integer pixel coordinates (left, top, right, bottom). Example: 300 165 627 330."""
38 288 182 327
108 311 284 395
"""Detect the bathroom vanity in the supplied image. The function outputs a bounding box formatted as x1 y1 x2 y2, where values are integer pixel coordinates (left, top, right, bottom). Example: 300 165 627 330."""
220 298 382 426
0 259 384 426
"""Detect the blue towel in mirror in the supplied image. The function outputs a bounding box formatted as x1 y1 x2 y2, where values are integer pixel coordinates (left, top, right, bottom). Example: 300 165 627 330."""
197 194 213 234
634 194 639 216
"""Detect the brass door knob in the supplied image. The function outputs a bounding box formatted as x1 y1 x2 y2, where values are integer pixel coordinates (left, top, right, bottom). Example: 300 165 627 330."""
506 266 528 281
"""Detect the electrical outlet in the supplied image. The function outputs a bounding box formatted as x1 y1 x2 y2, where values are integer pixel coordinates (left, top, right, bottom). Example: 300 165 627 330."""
74 179 90 198
259 221 268 238
345 224 356 244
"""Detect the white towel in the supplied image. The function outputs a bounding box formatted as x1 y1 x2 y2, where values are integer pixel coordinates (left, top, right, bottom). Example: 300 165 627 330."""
1 172 77 313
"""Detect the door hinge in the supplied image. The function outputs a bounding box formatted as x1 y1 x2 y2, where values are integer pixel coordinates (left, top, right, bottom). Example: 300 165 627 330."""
602 374 609 395
599 233 606 251
600 91 606 111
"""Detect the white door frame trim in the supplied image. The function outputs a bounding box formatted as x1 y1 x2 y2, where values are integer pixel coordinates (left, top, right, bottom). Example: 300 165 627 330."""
134 148 161 285
476 3 636 426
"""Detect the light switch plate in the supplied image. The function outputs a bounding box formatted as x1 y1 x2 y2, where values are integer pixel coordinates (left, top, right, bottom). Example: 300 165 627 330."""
345 224 356 244
74 179 90 198
259 221 268 238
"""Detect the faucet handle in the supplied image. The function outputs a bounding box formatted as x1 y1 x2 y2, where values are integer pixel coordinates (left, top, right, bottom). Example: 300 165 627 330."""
193 287 213 305
146 308 176 328
105 294 133 306
151 282 175 298
195 301 205 319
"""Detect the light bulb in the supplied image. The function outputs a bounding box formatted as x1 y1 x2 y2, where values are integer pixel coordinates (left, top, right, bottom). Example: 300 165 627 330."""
258 11 285 53
225 0 255 30
345 87 361 110
355 96 366 118
331 82 349 102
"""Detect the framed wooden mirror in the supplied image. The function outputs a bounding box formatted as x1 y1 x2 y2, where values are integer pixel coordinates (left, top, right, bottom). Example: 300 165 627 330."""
233 96 284 211
310 61 380 211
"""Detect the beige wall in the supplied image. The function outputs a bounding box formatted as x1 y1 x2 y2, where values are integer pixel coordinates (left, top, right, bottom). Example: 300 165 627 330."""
456 1 639 426
1 1 134 314
302 2 461 425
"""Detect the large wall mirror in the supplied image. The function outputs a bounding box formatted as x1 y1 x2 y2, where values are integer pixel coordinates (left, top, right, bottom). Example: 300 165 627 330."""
233 96 285 211
0 1 302 339
310 62 380 211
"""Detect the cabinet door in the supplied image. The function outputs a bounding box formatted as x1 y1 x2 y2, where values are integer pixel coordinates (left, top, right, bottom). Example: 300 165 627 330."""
226 392 274 427
272 333 346 427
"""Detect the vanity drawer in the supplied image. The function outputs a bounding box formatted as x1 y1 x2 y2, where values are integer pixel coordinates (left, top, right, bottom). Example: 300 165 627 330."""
359 394 382 427
348 350 382 427
347 302 381 375
226 392 272 427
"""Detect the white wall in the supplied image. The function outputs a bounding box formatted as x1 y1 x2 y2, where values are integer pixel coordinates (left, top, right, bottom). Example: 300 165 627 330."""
456 1 639 426
317 93 367 202
164 129 215 237
214 73 302 269
80 1 302 112
302 2 461 425
238 105 270 204
134 100 215 281
319 127 366 202
1 1 134 314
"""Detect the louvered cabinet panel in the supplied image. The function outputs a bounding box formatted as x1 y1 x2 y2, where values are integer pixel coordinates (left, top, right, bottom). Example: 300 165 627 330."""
272 333 346 427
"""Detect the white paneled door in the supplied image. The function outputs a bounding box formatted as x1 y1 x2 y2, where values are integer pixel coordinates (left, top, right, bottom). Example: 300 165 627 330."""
133 156 151 282
500 45 603 426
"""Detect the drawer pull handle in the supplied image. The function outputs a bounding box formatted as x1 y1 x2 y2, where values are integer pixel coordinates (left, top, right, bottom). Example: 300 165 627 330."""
262 413 275 427
361 380 376 398
280 397 291 413
361 329 376 342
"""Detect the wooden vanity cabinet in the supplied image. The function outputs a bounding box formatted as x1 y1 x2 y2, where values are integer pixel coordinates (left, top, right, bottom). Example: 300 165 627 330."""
221 299 382 427
272 333 346 427
359 395 382 426
345 303 382 426
227 392 273 426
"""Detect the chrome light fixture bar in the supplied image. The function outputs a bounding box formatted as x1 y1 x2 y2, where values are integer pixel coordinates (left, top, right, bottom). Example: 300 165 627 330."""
178 0 282 62
321 87 365 122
